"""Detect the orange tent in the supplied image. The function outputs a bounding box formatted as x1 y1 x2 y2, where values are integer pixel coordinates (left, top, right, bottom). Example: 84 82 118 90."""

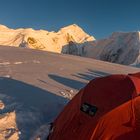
91 96 140 140
48 73 140 140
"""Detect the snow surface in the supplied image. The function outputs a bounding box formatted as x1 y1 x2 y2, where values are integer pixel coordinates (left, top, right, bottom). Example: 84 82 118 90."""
0 46 139 140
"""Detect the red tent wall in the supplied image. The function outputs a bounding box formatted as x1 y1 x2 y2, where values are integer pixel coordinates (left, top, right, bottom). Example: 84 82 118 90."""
91 96 140 140
49 74 140 140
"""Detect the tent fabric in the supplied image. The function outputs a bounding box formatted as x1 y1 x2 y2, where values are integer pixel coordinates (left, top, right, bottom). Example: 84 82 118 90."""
48 73 140 140
91 96 140 140
129 72 140 79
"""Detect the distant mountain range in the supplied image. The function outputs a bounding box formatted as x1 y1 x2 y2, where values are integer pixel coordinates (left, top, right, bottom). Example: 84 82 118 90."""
0 24 140 66
0 24 94 52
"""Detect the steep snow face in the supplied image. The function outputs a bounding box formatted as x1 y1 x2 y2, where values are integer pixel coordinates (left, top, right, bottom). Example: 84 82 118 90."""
84 32 140 65
67 31 140 66
0 24 95 53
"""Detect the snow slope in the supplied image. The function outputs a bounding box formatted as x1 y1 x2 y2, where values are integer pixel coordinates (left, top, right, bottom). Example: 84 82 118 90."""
0 46 139 139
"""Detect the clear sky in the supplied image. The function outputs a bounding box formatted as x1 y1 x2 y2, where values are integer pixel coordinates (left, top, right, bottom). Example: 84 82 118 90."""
0 0 139 39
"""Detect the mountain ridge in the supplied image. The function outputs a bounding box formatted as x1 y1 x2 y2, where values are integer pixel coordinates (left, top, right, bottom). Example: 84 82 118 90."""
0 24 95 53
0 24 140 66
62 31 140 66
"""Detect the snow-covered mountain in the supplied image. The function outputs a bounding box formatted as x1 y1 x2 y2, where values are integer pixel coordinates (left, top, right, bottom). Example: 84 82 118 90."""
1 24 140 66
0 24 140 139
83 32 140 65
0 24 94 53
63 31 140 66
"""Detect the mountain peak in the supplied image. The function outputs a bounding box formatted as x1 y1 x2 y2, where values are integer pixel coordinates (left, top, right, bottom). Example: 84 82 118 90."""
62 24 80 28
59 24 95 42
0 24 95 52
60 24 85 32
0 24 9 30
110 31 140 38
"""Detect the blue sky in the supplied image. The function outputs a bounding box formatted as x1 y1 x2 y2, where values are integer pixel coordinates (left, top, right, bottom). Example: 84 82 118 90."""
0 0 139 39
